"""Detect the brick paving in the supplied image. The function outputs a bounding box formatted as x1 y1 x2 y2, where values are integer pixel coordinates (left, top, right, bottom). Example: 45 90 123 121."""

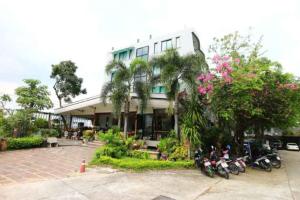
0 140 101 186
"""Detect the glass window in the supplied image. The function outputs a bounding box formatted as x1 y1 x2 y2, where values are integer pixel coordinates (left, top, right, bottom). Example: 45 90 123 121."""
152 86 165 94
159 86 166 93
119 51 128 61
154 42 159 54
176 37 181 48
136 46 149 60
113 54 117 60
161 39 173 51
192 32 200 52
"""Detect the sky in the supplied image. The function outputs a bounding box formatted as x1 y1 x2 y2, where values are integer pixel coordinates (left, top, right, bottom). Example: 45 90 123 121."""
0 0 299 110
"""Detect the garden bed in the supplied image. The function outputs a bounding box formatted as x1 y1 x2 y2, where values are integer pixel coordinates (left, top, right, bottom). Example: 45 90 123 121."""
89 156 194 171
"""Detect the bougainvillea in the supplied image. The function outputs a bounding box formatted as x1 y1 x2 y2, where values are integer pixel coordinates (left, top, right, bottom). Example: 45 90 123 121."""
197 54 238 95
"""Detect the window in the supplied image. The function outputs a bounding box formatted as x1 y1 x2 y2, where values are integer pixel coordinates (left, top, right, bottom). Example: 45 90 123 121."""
152 86 166 94
176 37 181 48
161 39 172 51
136 46 149 60
111 72 115 82
154 42 159 54
119 51 128 61
192 32 200 52
113 54 117 60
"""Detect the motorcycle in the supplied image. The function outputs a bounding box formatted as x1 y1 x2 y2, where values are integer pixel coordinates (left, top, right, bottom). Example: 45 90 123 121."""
222 150 241 175
210 148 230 179
260 148 281 169
194 148 215 178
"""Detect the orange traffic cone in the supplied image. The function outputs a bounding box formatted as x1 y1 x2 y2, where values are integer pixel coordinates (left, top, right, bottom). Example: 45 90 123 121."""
80 160 86 173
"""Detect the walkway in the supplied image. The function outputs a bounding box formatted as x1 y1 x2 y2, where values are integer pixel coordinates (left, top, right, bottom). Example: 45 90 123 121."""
0 140 101 186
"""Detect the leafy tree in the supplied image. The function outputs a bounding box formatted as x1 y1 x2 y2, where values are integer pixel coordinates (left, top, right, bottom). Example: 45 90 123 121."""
15 79 53 112
200 31 300 154
50 60 87 107
101 58 152 138
0 94 12 115
150 49 207 140
50 60 87 129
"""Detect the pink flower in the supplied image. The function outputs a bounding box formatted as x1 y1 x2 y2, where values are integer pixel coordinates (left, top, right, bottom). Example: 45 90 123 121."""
224 76 233 84
226 66 233 73
206 84 213 93
234 58 240 64
222 62 230 68
203 73 214 82
221 71 228 78
216 64 223 72
212 54 221 64
223 55 230 61
197 74 205 81
198 86 207 95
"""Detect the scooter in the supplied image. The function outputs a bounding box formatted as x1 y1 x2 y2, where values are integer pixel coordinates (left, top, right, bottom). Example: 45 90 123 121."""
222 149 240 175
210 148 230 179
194 148 215 178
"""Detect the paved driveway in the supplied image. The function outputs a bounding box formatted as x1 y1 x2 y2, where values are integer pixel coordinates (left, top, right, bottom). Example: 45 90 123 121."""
0 140 101 186
0 150 298 200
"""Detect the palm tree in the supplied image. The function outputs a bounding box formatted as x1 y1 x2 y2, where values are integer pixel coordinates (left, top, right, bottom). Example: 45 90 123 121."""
150 49 207 140
101 58 152 138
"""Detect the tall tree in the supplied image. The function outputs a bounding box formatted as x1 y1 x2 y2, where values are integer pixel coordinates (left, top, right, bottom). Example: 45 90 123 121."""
15 79 53 111
0 94 12 115
150 49 207 140
50 60 87 107
101 58 152 138
202 31 300 154
50 61 87 129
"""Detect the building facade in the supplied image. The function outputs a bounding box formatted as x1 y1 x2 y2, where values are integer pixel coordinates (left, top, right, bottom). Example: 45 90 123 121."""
54 28 204 140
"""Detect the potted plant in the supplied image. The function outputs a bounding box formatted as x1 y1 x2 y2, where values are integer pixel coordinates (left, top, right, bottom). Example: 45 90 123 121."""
0 138 8 151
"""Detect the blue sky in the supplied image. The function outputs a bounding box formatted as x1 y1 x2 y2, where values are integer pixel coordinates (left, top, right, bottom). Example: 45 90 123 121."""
0 0 299 109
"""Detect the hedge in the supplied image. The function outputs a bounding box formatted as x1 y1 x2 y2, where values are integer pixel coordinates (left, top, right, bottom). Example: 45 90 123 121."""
89 156 194 171
7 136 44 150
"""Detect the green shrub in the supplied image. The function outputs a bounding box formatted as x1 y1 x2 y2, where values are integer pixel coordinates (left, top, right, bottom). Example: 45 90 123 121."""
7 136 44 150
99 130 124 146
169 146 188 161
83 130 95 141
90 156 193 171
33 118 49 129
157 137 178 155
39 129 60 137
95 145 128 159
129 150 150 159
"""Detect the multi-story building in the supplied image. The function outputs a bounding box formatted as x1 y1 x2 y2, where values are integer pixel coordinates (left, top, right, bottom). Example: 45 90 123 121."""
54 28 204 141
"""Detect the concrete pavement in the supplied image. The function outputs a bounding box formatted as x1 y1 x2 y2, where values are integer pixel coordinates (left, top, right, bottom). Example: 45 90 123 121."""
0 150 299 200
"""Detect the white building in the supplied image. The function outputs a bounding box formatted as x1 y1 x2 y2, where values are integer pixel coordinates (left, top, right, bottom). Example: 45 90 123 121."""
54 28 205 140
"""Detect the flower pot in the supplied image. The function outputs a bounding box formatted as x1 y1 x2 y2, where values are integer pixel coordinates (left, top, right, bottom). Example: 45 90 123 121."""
0 139 8 151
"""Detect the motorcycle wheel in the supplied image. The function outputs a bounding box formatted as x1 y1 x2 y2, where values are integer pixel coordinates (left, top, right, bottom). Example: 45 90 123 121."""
218 167 229 179
224 172 229 179
207 168 215 178
239 166 246 173
272 160 281 169
264 163 272 172
229 163 239 175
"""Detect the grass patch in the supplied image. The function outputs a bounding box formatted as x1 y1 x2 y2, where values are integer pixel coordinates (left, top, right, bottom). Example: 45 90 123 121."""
89 156 194 171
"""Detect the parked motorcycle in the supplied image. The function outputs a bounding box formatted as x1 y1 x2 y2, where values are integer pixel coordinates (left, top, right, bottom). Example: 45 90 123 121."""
194 148 215 178
222 149 241 175
260 148 281 169
244 142 272 172
210 147 230 179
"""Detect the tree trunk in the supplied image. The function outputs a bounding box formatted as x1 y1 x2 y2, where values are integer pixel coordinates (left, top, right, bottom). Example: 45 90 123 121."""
61 115 68 131
117 115 121 128
234 124 245 156
174 93 180 141
123 98 130 138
